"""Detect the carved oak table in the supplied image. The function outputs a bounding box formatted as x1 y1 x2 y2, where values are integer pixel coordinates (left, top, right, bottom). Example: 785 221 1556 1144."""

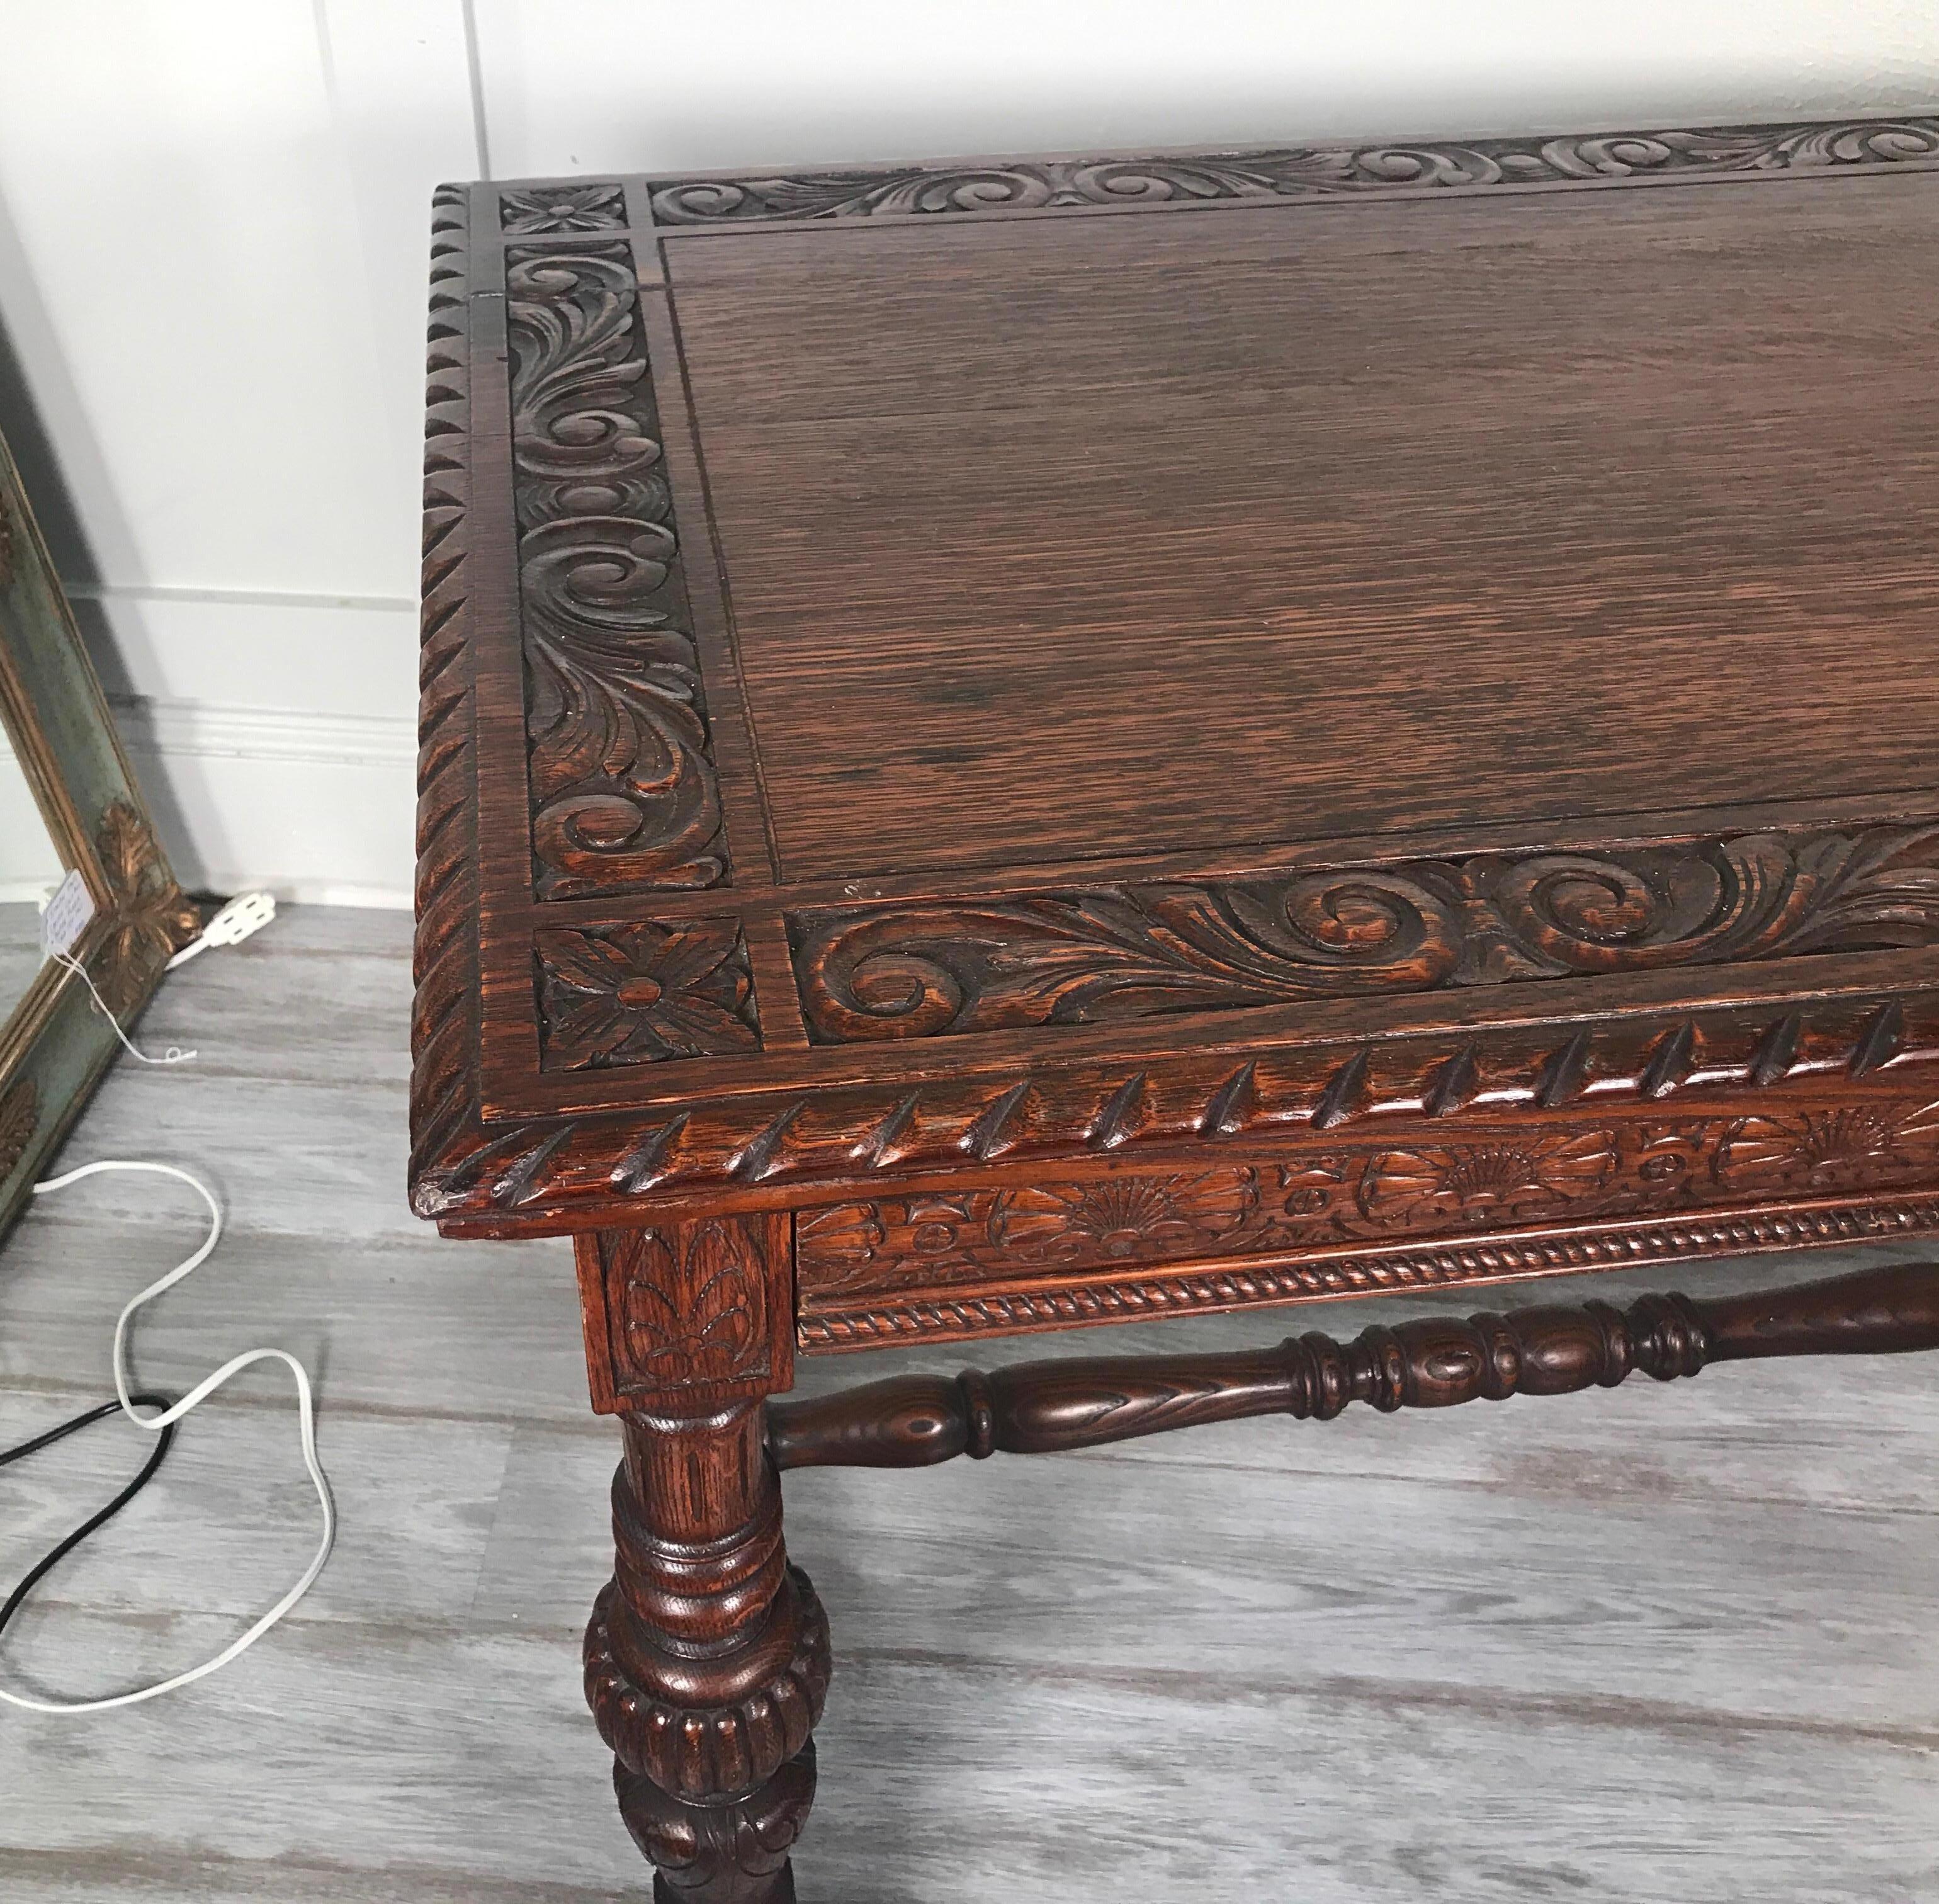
411 116 1939 1900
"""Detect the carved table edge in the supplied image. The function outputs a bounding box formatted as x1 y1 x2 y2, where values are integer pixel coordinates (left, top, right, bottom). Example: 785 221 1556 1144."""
412 982 1939 1231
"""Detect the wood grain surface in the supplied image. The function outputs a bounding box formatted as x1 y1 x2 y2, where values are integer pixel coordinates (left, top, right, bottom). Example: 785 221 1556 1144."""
12 908 1939 1900
670 178 1939 879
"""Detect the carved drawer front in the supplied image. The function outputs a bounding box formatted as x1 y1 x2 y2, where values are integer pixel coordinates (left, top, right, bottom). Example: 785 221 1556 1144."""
794 1093 1939 1351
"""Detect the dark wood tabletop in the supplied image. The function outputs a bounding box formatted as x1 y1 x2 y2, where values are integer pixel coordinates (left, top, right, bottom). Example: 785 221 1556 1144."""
410 116 1939 1904
414 117 1939 1339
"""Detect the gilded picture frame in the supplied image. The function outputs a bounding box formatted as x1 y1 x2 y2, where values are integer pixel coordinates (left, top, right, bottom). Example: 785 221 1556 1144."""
0 424 196 1238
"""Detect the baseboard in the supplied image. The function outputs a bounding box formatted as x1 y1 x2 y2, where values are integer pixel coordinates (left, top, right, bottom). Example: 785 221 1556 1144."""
114 696 418 907
59 588 422 908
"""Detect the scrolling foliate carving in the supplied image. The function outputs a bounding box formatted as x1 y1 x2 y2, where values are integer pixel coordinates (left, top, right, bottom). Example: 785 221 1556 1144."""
790 826 1939 1043
650 118 1939 224
536 918 759 1071
796 1098 1939 1298
507 241 727 898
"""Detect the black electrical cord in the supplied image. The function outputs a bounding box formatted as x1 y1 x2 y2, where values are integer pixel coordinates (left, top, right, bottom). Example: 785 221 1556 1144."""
0 1393 177 1642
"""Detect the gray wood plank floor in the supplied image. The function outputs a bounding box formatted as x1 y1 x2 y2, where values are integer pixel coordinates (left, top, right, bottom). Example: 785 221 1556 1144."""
2 907 1936 1901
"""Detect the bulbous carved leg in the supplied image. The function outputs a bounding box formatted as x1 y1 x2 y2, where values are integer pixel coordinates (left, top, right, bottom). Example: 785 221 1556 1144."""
585 1400 830 1903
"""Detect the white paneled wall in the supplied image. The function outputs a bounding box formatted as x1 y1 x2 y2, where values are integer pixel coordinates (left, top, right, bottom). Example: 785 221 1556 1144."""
0 1 474 902
0 3 1935 902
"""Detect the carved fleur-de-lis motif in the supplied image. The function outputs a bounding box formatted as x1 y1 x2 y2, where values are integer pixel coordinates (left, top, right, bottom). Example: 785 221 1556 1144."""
537 918 759 1069
617 1223 766 1388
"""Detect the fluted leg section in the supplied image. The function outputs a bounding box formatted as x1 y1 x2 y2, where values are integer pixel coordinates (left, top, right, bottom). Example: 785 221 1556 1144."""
616 1747 817 1904
585 1402 830 1902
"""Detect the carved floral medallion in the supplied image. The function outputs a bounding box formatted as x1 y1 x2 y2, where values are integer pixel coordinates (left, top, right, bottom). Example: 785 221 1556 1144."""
500 184 626 234
536 917 758 1069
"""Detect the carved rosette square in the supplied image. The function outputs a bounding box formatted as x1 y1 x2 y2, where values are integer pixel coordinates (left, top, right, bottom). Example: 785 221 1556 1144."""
536 918 760 1070
499 184 628 232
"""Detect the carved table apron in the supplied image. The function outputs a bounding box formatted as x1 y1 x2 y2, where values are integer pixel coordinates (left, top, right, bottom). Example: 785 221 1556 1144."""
412 117 1939 1900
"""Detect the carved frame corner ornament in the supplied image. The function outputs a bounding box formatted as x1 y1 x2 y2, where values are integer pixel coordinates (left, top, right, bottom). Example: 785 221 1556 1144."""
645 118 1939 224
93 798 199 1014
0 415 193 1237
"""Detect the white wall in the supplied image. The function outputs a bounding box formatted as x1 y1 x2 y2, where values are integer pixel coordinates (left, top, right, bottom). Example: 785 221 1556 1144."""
0 734 63 902
0 2 1934 903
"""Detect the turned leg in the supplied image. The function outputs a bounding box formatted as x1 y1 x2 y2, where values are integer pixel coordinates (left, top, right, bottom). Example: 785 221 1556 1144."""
575 1220 826 1903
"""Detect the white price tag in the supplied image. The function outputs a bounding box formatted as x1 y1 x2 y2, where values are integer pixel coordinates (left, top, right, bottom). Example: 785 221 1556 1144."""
41 867 96 963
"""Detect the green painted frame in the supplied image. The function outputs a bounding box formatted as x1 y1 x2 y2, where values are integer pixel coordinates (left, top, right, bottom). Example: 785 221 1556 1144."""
0 424 196 1238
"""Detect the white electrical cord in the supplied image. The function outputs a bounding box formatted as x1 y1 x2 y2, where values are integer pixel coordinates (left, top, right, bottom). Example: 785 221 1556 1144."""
0 1142 334 1708
49 952 195 1065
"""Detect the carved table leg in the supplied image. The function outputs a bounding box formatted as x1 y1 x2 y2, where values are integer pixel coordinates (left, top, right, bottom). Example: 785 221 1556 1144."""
587 1403 828 1902
576 1220 827 1904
